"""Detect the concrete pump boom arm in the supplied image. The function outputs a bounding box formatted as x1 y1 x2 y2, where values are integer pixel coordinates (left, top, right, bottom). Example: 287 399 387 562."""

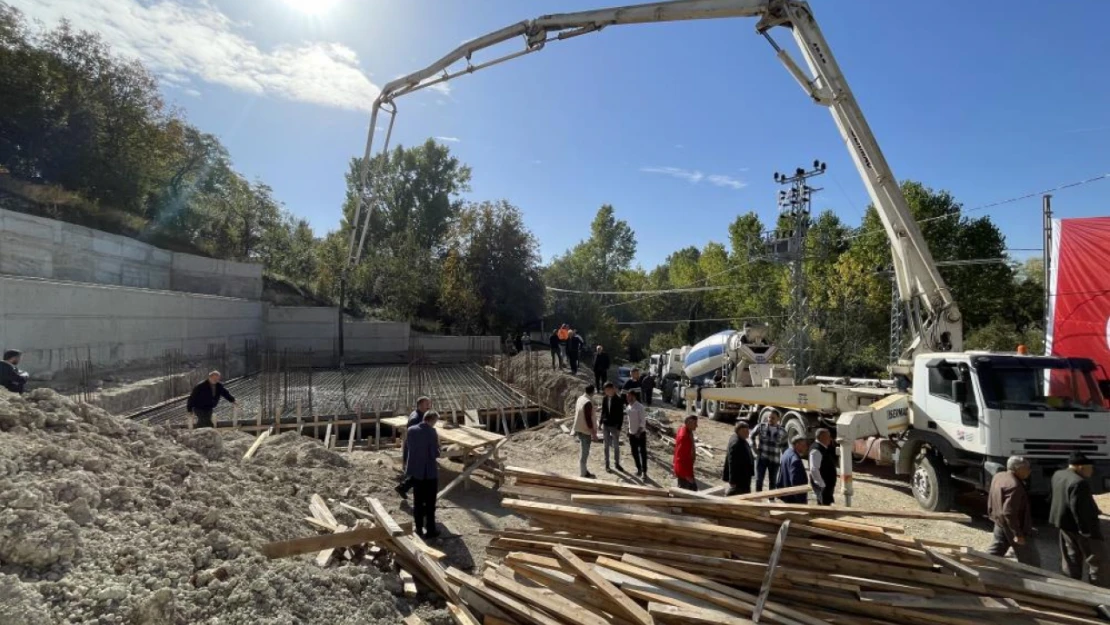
346 0 963 364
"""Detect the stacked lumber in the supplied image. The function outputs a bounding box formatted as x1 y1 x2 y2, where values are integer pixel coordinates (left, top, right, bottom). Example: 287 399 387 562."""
466 467 1110 625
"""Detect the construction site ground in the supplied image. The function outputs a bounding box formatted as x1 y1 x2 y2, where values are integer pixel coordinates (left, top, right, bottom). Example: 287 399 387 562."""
3 353 1108 623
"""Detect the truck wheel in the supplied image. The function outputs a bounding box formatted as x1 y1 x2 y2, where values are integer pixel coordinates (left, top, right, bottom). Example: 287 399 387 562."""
912 452 955 512
781 411 807 442
707 400 729 422
661 382 673 404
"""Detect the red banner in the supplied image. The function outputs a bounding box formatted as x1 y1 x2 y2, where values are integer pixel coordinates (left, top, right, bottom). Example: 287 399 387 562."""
1047 217 1110 391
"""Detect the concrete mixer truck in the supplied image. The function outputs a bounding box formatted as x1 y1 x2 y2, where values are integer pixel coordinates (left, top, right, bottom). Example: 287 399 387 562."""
656 322 796 420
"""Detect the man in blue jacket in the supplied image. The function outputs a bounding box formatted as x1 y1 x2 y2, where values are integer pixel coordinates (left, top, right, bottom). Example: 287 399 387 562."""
776 435 809 504
405 410 441 539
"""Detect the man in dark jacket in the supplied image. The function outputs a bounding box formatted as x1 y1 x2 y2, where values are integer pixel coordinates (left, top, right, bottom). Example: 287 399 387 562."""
599 383 626 473
549 330 562 370
592 345 610 390
808 428 837 505
405 410 441 539
566 330 586 375
722 421 755 496
776 435 809 504
186 371 236 428
1 350 29 394
640 373 656 407
987 455 1038 565
1049 451 1106 586
396 396 432 499
622 368 643 393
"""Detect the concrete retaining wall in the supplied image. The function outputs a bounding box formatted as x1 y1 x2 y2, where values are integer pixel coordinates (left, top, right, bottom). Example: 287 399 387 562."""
0 275 264 374
0 207 263 299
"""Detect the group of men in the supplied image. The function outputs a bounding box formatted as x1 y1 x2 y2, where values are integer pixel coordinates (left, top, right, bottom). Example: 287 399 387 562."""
988 451 1106 587
548 324 587 373
717 410 837 504
573 378 652 479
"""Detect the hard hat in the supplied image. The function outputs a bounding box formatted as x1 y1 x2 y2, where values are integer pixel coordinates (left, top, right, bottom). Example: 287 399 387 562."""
1016 344 1028 355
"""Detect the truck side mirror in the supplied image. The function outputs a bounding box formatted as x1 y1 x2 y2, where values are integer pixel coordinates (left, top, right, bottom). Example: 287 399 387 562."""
1099 380 1110 403
951 380 968 404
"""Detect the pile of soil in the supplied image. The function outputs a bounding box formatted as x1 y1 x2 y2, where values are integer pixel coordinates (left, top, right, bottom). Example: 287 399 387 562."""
496 352 590 418
0 388 444 625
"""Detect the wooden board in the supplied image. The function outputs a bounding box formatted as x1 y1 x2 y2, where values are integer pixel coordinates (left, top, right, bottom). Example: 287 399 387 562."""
858 592 1020 613
752 520 789 623
552 545 653 625
259 525 408 559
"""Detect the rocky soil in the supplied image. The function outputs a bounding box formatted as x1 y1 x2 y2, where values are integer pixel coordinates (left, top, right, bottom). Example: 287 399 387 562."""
0 388 450 625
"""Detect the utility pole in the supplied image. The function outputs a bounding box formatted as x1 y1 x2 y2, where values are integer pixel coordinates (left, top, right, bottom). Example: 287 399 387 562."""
1042 194 1053 349
768 160 826 381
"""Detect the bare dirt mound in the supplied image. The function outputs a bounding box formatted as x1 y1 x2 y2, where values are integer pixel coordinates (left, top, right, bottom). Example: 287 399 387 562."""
497 352 591 417
0 388 434 625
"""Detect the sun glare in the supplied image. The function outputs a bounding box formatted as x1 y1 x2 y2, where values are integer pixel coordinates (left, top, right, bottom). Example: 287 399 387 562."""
283 0 340 16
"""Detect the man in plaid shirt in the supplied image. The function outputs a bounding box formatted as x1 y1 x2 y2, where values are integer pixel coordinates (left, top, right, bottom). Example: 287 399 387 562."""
750 410 787 492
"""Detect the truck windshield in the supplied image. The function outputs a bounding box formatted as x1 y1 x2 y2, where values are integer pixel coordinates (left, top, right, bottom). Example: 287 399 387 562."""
976 360 1107 412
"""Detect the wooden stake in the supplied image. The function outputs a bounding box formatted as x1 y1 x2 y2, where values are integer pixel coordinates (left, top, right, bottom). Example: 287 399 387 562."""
347 415 357 453
324 422 333 450
232 403 240 429
296 398 303 434
752 519 790 623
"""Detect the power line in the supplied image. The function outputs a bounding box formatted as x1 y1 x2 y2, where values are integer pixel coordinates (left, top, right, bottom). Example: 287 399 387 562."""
546 285 729 295
841 172 1110 243
616 315 789 326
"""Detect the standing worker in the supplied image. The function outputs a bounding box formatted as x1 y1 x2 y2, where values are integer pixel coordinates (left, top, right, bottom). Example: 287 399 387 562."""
395 396 432 499
185 371 236 429
0 350 29 394
986 455 1039 566
641 372 656 407
557 324 570 364
623 367 643 393
566 330 584 375
549 329 562 370
592 345 610 390
573 385 599 479
808 428 837 505
776 435 809 504
599 382 626 473
521 331 531 352
405 410 441 539
1049 451 1106 586
673 415 699 491
625 389 648 479
722 421 755 496
750 410 787 492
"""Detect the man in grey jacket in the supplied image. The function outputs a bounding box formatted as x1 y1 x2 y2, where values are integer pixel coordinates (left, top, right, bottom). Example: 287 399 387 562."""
405 410 441 539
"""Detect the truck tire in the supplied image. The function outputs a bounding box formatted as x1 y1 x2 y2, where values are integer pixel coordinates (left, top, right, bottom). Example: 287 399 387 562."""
912 451 955 512
661 381 673 404
781 411 808 442
707 400 729 422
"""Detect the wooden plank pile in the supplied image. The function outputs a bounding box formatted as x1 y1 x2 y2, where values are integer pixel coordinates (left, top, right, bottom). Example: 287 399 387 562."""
464 466 1110 625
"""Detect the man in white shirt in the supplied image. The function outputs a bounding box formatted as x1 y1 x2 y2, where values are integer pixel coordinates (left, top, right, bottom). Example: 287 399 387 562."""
809 428 836 505
625 389 649 479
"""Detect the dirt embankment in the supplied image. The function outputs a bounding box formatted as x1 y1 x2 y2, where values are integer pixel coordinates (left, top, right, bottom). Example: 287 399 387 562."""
0 388 449 625
495 351 595 417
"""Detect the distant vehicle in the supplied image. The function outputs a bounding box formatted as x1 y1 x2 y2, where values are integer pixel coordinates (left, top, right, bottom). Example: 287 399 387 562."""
616 366 633 389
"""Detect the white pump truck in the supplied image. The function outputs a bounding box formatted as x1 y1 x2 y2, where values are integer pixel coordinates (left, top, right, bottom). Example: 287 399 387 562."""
345 0 1110 511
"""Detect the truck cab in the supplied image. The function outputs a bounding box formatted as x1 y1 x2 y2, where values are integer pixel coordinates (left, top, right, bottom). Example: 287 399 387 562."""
902 352 1110 510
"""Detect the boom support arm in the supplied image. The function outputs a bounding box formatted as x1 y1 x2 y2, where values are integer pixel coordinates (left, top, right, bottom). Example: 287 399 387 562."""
345 0 963 364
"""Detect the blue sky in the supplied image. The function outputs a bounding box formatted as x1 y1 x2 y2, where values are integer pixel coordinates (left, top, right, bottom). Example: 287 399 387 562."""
15 0 1110 268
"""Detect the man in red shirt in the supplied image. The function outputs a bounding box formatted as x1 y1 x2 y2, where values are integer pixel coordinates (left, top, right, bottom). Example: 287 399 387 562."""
673 415 699 491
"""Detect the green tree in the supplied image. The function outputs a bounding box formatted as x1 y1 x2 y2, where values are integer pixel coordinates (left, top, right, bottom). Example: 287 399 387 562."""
439 200 545 335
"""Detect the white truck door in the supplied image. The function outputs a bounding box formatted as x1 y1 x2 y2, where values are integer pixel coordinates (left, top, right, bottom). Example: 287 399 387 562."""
920 360 989 455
